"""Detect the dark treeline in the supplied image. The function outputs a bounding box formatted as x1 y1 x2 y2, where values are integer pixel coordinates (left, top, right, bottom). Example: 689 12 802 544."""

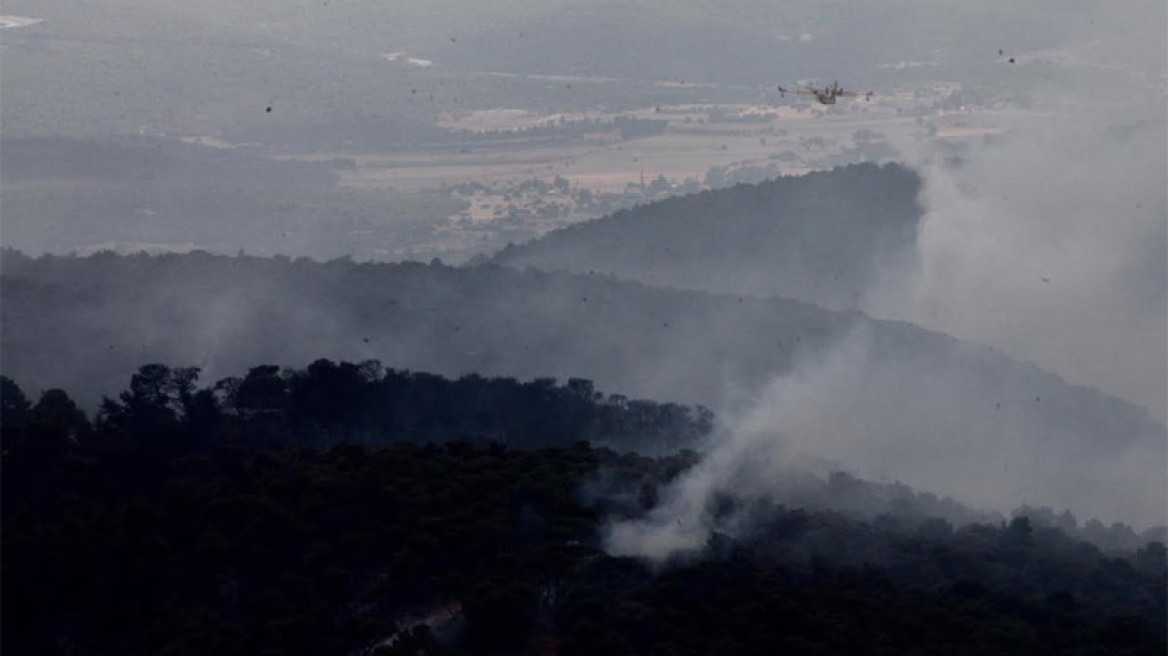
2 360 712 458
3 367 1166 655
718 469 1168 555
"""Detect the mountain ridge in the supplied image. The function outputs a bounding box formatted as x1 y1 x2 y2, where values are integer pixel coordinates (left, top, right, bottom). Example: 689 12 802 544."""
2 248 1163 526
491 163 922 310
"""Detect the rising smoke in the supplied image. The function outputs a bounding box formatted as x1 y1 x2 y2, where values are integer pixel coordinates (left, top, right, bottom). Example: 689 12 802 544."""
606 325 1167 561
870 0 1167 422
606 2 1167 560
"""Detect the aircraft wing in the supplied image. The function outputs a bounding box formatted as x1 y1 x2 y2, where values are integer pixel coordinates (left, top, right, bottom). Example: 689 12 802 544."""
839 90 875 100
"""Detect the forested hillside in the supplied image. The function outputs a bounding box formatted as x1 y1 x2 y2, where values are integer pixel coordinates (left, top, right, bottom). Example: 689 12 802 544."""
0 248 860 412
3 369 1164 655
492 163 922 309
2 249 1163 527
1 360 711 455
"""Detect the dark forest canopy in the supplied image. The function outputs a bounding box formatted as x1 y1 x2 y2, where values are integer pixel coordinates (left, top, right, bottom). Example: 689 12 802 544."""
2 361 712 454
493 162 923 310
3 367 1164 655
4 362 1158 552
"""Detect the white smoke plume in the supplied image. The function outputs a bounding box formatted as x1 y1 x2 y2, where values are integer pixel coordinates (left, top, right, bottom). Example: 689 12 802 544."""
607 3 1167 560
606 326 1167 560
869 0 1167 422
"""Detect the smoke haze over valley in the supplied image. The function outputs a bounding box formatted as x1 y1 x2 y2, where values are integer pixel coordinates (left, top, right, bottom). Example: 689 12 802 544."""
1 1 1165 652
3 247 1163 529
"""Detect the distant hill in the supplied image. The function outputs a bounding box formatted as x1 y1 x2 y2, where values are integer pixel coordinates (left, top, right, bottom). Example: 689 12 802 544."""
0 249 849 412
493 163 922 310
1 250 1163 526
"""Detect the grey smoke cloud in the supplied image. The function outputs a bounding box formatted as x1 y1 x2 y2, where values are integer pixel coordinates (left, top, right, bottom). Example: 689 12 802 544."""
607 1 1167 560
869 0 1167 422
885 120 1167 421
606 325 1167 560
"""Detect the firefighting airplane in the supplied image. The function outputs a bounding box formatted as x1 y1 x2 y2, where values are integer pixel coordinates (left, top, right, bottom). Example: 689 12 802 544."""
778 80 873 105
